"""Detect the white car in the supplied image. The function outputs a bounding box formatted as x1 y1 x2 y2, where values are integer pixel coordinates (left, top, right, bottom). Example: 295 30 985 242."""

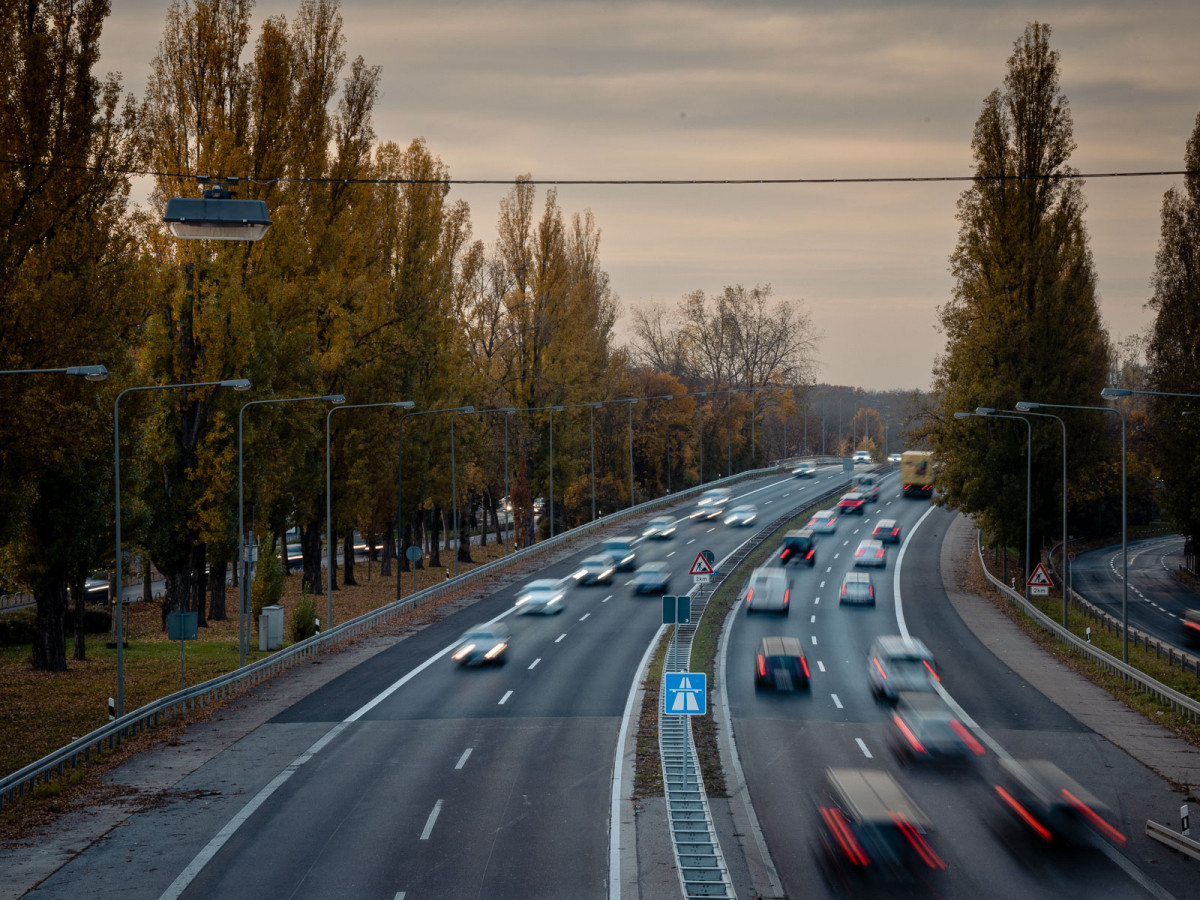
791 461 815 478
602 537 638 571
515 578 566 614
853 450 871 465
724 504 758 527
643 516 677 539
740 566 790 614
888 453 901 463
576 555 616 585
632 561 671 594
691 487 731 519
808 509 838 534
854 539 887 568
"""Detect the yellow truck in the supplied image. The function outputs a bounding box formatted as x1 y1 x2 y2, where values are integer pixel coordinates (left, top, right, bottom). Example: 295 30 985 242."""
900 451 934 499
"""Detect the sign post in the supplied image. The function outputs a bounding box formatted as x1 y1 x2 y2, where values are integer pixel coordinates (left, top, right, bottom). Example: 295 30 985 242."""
167 610 198 690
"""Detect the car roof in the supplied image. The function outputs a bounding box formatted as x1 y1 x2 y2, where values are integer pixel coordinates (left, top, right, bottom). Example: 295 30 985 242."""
875 518 897 527
463 623 509 638
858 539 883 548
749 566 788 585
758 635 804 656
843 571 871 583
813 509 836 518
524 578 560 589
871 634 932 659
826 768 930 828
582 554 613 564
638 560 669 570
894 691 949 713
604 535 636 544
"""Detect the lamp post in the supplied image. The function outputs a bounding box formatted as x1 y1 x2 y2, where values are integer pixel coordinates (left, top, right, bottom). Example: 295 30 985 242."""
396 405 467 600
552 402 604 521
238 393 344 666
326 400 413 625
1014 403 1069 626
1020 397 1129 662
1 365 108 380
626 398 638 506
113 377 250 716
955 409 1032 599
449 406 477 574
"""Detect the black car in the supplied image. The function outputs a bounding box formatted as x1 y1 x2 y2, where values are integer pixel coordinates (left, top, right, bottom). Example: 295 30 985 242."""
754 636 810 690
779 528 816 567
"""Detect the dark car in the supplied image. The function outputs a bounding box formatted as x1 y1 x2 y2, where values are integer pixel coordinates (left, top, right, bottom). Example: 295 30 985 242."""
837 492 867 515
872 519 901 544
993 758 1127 848
889 691 985 764
754 636 810 690
1182 609 1200 649
779 528 816 567
840 571 875 606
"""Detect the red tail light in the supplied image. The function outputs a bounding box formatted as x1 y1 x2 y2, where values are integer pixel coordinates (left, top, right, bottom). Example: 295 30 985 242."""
855 549 864 558
820 807 869 866
875 548 885 558
801 656 810 678
746 589 753 604
805 548 814 559
783 589 790 606
891 812 947 870
1062 789 1128 846
780 548 790 561
757 654 766 677
923 659 940 682
868 585 875 599
893 714 927 754
995 785 1053 842
873 657 887 679
949 719 985 756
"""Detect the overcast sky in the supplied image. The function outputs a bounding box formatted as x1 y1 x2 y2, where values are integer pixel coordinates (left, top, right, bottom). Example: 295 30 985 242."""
100 1 1200 391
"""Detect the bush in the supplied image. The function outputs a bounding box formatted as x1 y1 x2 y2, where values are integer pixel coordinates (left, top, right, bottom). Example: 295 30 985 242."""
289 588 317 643
0 609 36 646
250 538 285 636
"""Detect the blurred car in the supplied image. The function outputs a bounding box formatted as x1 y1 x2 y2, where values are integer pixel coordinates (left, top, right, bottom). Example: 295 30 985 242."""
808 509 838 534
816 767 946 884
993 758 1127 848
888 453 901 463
889 691 985 764
601 536 638 571
642 516 677 540
868 635 938 701
451 622 510 666
754 636 810 690
852 450 871 465
872 519 901 544
791 461 815 478
515 578 567 614
779 528 816 567
740 566 790 615
533 497 545 512
852 473 880 502
840 571 875 606
1182 609 1200 649
690 487 732 519
837 492 867 515
724 504 758 527
854 539 887 568
576 554 616 585
632 561 671 594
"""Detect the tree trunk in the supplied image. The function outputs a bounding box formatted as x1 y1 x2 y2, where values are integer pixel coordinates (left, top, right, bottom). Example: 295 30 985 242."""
32 575 68 672
142 556 152 604
193 544 208 628
343 528 357 586
458 508 473 564
381 520 395 577
72 575 86 662
428 508 442 567
162 570 192 630
210 551 228 621
300 520 324 594
479 487 489 547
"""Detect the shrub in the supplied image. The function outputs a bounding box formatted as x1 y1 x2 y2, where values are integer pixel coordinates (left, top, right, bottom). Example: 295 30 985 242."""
289 588 317 643
250 538 285 635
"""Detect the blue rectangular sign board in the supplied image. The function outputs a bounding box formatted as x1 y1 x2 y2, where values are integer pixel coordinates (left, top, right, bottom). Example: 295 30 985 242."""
662 596 691 625
663 672 706 715
168 610 198 641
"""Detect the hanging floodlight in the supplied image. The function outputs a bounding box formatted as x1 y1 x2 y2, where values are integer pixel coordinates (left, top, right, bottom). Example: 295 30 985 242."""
163 176 271 241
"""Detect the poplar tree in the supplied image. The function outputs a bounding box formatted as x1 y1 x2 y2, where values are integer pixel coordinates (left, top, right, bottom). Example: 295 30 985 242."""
928 22 1109 571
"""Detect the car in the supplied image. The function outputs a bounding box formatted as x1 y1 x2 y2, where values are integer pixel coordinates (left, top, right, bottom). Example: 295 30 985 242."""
868 635 938 701
993 758 1127 848
690 487 731 520
872 519 901 543
724 504 758 527
791 461 815 478
840 571 875 605
852 473 880 502
632 561 671 594
1182 609 1200 649
601 536 638 571
854 539 887 568
576 554 616 585
779 529 816 567
852 450 871 465
642 516 676 539
888 453 901 463
816 767 946 883
515 578 567 614
808 509 838 534
451 623 510 666
754 636 810 690
837 492 867 515
740 566 790 614
889 692 985 764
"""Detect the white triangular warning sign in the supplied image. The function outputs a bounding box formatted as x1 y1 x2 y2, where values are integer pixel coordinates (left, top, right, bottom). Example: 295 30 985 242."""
1027 563 1053 587
689 552 714 576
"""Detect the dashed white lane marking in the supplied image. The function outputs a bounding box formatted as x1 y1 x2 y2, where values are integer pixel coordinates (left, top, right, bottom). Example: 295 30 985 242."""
687 539 696 545
555 634 566 643
528 658 541 670
810 615 817 623
856 738 873 759
819 580 826 588
814 597 820 605
832 694 843 709
811 635 818 645
580 613 591 621
602 595 612 603
498 690 513 705
419 800 443 840
667 551 676 557
706 527 717 533
455 748 473 769
817 661 826 672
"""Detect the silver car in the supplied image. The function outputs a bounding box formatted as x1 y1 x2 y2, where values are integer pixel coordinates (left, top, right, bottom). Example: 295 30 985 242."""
576 555 616 585
515 578 567 614
451 623 510 666
724 504 758 527
808 509 838 534
602 536 638 571
791 461 815 477
643 516 677 539
740 566 790 615
868 635 937 701
854 539 887 568
632 561 671 594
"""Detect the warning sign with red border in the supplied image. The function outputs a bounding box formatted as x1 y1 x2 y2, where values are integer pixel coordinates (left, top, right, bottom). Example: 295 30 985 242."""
1027 563 1053 587
689 552 714 576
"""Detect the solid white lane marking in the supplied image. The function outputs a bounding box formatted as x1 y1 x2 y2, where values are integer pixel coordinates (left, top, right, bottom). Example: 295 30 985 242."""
555 634 566 643
580 613 591 621
528 658 541 670
856 738 872 759
832 694 843 709
817 661 826 672
499 690 513 705
455 748 472 769
419 800 443 840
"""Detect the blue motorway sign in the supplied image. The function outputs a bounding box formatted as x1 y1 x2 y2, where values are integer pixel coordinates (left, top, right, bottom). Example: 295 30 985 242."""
663 672 706 715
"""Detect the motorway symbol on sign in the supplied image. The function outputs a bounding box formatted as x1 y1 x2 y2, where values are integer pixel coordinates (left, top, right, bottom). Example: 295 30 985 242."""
689 551 714 576
1027 563 1053 588
663 672 706 715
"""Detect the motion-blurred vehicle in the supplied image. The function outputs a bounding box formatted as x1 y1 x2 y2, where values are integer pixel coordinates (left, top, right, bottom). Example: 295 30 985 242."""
808 509 838 534
889 691 985 764
791 461 815 477
852 473 880 502
888 453 901 463
515 579 567 614
854 539 887 568
779 529 816 567
872 519 901 543
632 561 671 594
1182 609 1200 649
451 623 510 666
868 635 938 701
837 492 867 516
852 450 871 464
901 450 935 499
576 555 616 585
754 636 810 690
839 571 875 606
690 487 731 520
602 536 638 571
993 758 1127 848
642 516 677 539
816 767 946 884
724 504 758 527
740 566 790 615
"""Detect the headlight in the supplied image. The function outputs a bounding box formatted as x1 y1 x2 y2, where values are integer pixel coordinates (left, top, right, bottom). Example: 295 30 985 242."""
484 643 506 659
453 643 476 660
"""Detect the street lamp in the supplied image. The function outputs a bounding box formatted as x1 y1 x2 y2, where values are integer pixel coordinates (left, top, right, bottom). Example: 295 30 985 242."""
552 402 604 521
956 408 1032 599
237 393 344 666
1102 387 1200 400
113 377 250 716
1 364 108 381
396 405 468 600
163 176 271 241
1020 397 1129 662
1014 402 1069 626
326 400 414 624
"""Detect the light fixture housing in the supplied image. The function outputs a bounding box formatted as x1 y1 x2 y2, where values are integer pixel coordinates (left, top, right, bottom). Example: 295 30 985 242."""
164 177 271 241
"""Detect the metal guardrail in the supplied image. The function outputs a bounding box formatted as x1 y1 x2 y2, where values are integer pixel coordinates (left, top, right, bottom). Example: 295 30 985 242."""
0 462 800 809
975 530 1200 724
1146 819 1200 861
